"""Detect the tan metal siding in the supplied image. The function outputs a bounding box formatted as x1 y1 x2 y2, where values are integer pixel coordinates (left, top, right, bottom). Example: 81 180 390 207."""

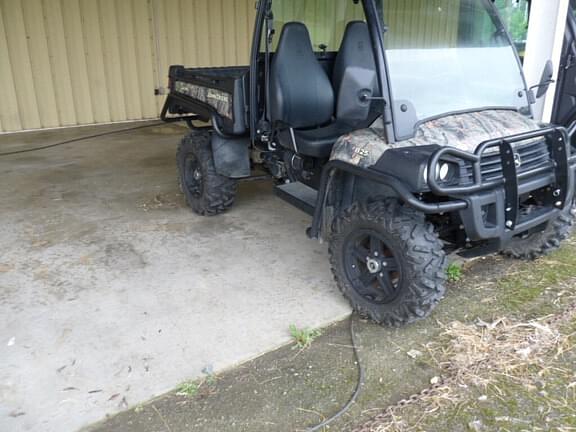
44 0 77 127
0 0 256 133
132 0 159 120
61 0 95 125
1 0 42 130
272 1 367 51
0 2 22 132
383 0 461 49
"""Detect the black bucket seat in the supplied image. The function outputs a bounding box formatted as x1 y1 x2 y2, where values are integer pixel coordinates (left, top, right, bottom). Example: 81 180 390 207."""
332 21 380 123
270 21 380 159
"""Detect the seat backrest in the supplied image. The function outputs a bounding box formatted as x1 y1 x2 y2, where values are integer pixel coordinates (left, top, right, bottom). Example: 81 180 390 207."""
332 21 380 123
270 22 335 129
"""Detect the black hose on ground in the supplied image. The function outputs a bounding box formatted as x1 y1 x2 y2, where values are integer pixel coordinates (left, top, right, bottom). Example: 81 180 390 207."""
0 122 165 157
307 314 365 432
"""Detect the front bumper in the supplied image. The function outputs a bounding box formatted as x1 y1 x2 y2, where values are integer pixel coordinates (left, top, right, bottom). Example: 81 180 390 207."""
426 126 576 243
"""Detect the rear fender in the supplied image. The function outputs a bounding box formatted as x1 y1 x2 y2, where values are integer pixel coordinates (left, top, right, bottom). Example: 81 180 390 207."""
210 134 251 178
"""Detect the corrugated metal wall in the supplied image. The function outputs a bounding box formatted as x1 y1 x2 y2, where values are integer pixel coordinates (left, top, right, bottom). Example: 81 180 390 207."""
273 0 366 51
0 0 463 133
0 0 256 133
383 0 461 49
271 0 460 52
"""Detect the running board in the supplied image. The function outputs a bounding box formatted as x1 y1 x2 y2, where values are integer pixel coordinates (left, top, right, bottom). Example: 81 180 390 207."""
274 182 318 216
456 242 500 259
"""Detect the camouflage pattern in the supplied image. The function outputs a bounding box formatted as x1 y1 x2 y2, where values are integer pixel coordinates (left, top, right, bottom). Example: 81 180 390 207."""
331 110 540 168
330 128 387 167
174 81 233 120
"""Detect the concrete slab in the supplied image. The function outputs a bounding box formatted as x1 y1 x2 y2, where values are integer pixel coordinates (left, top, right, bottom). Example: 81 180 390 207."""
0 122 350 432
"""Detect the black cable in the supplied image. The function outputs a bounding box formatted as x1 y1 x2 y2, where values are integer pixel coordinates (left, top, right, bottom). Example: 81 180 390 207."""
307 314 365 432
0 122 164 157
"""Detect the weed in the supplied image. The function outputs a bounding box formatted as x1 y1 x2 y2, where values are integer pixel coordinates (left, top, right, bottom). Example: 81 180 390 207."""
176 380 199 397
446 262 463 283
204 373 216 386
202 366 216 385
289 324 322 349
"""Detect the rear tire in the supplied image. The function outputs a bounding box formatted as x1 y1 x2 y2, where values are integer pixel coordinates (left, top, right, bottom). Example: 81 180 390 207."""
177 130 238 216
329 200 447 327
503 205 575 260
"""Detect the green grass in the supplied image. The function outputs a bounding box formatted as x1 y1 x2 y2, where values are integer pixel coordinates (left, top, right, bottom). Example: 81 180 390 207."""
289 324 322 349
446 262 463 283
175 380 200 397
497 242 576 311
174 368 218 399
133 404 144 414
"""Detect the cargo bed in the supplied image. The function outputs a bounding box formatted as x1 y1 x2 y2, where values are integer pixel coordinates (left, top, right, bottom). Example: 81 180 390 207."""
161 65 250 135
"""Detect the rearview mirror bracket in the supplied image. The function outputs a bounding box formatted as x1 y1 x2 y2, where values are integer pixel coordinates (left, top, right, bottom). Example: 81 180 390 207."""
528 60 555 103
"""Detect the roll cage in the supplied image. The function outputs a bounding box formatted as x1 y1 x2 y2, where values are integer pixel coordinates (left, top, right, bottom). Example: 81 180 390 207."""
249 0 394 144
249 0 533 145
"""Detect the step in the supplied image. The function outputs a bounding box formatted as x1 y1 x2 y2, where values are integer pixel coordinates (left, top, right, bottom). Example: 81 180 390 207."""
274 181 318 216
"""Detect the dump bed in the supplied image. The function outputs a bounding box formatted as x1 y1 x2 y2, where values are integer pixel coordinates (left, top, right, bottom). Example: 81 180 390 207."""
162 65 250 135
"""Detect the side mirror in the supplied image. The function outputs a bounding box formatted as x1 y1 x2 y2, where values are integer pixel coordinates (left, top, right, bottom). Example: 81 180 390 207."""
529 60 555 102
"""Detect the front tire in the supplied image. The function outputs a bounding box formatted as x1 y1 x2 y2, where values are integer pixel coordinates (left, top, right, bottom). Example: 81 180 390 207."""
329 200 447 327
177 130 238 216
503 205 575 260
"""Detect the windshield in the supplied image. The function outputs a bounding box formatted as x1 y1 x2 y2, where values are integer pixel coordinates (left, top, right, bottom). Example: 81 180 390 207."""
380 0 530 138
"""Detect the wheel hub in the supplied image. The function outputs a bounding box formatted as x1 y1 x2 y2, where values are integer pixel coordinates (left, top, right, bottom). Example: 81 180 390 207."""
366 257 381 274
183 155 203 198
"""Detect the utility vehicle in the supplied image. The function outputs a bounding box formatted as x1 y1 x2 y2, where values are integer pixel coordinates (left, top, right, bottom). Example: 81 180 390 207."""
162 0 576 326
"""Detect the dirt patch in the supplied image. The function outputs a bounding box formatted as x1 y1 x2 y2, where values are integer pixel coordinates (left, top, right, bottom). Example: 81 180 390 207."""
137 192 186 212
359 301 576 432
365 318 576 432
0 264 14 273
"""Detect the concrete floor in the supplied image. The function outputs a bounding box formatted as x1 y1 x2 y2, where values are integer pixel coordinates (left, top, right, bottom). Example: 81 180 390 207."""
0 122 350 432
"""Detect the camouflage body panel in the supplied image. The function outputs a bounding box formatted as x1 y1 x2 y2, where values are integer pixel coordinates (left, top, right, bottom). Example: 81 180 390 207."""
174 81 233 120
331 110 540 168
330 128 386 167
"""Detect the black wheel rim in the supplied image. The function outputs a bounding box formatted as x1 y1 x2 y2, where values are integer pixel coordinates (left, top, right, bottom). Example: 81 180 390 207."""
183 153 203 198
343 229 402 305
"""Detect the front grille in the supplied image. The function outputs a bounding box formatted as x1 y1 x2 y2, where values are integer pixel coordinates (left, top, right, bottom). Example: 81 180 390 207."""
459 139 550 185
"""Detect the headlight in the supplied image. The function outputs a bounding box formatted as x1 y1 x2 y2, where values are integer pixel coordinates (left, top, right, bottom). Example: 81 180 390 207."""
438 163 450 181
423 162 458 184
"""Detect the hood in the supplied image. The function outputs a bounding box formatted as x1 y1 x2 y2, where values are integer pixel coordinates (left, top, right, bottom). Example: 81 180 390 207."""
330 110 540 168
